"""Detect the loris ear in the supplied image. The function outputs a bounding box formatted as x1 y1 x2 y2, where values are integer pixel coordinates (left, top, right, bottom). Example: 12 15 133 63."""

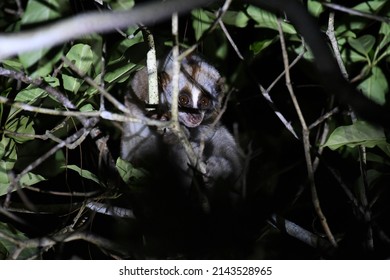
215 76 227 108
130 67 149 102
158 71 171 92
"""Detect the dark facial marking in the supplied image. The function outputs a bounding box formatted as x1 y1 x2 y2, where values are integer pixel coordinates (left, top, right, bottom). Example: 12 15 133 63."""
198 94 211 110
178 89 191 107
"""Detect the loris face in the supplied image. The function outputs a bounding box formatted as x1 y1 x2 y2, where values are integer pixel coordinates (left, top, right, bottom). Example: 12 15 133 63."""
159 53 225 128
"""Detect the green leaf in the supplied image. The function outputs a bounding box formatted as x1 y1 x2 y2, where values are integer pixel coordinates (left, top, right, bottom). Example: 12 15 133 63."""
104 62 137 84
308 0 324 17
346 49 368 63
356 169 382 191
378 22 390 53
61 165 100 185
62 73 82 93
250 38 276 55
352 1 386 14
116 158 146 185
222 11 249 28
0 222 39 259
348 35 375 56
43 76 60 88
19 172 46 187
14 87 48 103
0 171 46 196
65 44 94 76
110 0 135 10
7 86 47 122
19 49 49 69
191 9 213 40
0 160 11 185
323 121 386 150
0 137 17 171
22 0 67 24
295 44 314 60
19 0 69 68
247 5 296 34
347 1 386 31
377 143 390 159
79 103 95 112
5 116 35 144
31 50 64 78
104 42 147 85
62 44 94 93
1 59 23 71
358 66 388 105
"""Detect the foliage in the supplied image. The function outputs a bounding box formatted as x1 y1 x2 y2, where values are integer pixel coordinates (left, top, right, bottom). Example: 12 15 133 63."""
0 0 390 259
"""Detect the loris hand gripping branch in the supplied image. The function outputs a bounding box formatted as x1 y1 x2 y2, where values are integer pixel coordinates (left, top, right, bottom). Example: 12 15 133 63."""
121 51 243 194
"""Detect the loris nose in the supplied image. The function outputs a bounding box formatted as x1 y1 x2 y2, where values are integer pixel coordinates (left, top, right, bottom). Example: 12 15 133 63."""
179 106 201 114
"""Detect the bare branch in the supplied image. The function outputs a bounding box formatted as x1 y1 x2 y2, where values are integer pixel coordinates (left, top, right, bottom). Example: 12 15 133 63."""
322 2 390 23
277 18 338 248
266 40 306 93
245 0 390 128
0 229 127 259
326 12 348 80
0 66 76 110
181 0 233 58
325 11 374 250
0 95 159 124
308 107 339 130
219 20 244 60
269 214 334 251
61 56 131 115
141 27 159 106
258 85 299 140
0 0 216 60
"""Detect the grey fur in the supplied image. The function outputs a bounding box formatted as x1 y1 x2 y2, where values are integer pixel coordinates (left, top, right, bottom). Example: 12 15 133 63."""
121 51 243 190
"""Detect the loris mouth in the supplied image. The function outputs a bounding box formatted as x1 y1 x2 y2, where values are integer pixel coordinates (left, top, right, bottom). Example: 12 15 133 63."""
180 111 204 127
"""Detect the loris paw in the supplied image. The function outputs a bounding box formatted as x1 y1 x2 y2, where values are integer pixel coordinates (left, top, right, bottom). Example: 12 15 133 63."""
162 128 179 144
160 111 171 121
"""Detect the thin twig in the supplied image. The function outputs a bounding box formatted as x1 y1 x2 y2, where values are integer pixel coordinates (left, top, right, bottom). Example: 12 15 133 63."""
257 41 307 140
266 41 306 93
0 95 165 126
100 41 107 111
0 66 76 110
141 26 159 106
170 14 209 212
61 56 131 115
277 18 338 248
269 214 334 252
172 23 206 173
14 119 97 183
181 0 233 59
259 85 299 139
308 107 339 130
322 2 390 24
218 19 244 60
326 11 373 250
0 229 127 259
326 12 348 80
358 146 374 250
0 66 98 131
4 0 23 17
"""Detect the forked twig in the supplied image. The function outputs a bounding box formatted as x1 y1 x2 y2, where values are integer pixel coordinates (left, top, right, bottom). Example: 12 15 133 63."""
277 18 338 248
325 12 373 250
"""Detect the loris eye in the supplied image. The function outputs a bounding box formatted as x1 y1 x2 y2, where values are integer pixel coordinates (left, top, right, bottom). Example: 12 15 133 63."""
179 91 190 107
198 96 211 110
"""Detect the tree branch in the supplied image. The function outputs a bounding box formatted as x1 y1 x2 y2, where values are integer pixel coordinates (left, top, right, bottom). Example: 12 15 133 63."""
0 0 216 60
277 18 338 248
